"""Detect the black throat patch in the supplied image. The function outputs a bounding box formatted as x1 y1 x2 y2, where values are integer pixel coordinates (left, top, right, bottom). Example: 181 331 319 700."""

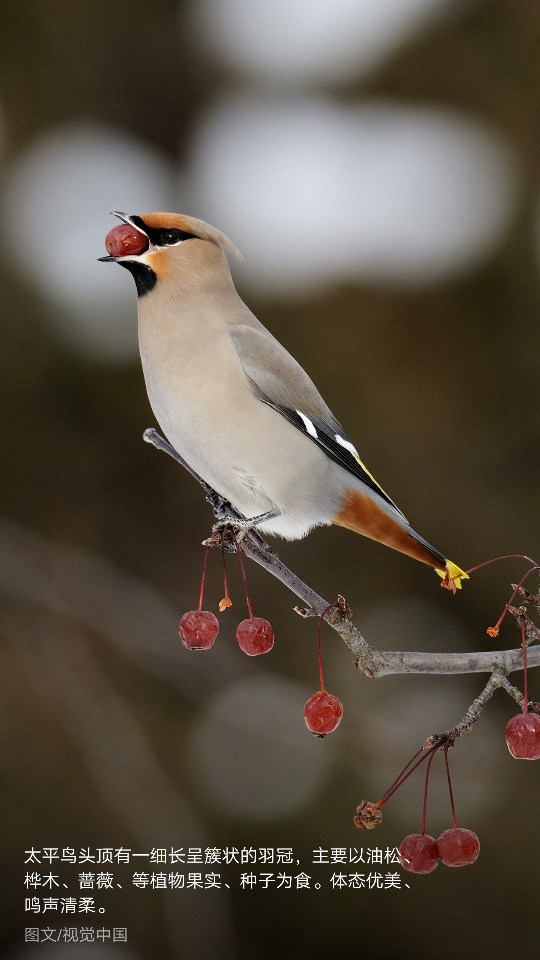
119 260 157 297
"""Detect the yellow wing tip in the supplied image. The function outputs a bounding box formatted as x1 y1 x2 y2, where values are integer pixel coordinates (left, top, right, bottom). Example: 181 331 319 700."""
436 560 469 591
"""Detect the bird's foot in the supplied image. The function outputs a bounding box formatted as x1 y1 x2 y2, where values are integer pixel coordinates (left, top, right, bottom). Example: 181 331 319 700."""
205 489 234 518
213 510 278 533
204 511 279 550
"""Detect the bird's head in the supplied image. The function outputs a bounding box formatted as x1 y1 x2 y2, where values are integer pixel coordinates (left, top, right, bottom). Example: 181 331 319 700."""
99 212 243 296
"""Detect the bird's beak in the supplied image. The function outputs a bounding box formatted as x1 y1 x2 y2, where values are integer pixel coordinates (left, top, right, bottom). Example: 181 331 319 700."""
111 210 149 232
97 211 150 262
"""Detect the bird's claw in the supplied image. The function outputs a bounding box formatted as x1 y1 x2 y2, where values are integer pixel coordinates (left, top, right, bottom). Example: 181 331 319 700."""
212 516 250 533
210 509 279 541
205 489 233 516
203 521 240 551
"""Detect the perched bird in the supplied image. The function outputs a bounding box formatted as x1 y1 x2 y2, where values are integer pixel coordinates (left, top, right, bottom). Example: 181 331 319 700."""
100 211 467 587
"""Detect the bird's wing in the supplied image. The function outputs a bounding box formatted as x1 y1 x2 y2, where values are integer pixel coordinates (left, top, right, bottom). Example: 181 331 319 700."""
229 324 406 518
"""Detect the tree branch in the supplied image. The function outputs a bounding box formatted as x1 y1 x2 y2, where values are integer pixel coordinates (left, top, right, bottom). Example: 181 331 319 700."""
426 667 506 743
144 428 539 679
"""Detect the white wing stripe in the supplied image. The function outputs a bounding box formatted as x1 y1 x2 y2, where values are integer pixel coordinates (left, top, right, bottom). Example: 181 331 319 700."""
335 433 359 458
297 411 318 439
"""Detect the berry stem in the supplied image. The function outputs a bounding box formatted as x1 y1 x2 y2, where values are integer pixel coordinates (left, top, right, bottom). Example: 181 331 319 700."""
376 741 441 809
376 746 426 808
465 554 538 576
521 618 529 714
198 544 211 612
488 566 540 636
233 534 254 619
221 530 231 608
443 742 457 829
421 749 437 836
317 604 336 692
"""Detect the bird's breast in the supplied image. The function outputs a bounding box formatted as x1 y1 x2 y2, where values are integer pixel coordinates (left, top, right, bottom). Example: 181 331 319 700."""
136 300 341 534
137 304 269 502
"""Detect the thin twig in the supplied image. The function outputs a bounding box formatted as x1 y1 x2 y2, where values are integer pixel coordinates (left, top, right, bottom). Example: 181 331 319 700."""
499 675 527 711
509 608 540 647
145 428 540 680
498 675 540 713
426 668 507 742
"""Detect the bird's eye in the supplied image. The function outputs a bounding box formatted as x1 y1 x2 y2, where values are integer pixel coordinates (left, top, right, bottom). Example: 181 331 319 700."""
160 231 181 246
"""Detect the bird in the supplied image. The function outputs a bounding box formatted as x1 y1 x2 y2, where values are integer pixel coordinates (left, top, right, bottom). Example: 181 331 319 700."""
100 211 467 588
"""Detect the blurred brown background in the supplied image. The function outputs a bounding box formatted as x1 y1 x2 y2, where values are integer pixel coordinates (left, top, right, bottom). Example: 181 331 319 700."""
1 0 540 957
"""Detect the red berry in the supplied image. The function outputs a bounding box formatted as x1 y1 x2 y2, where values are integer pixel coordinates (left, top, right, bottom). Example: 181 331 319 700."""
179 610 219 650
398 834 439 874
105 223 148 258
506 712 540 759
303 691 343 736
236 617 274 656
436 828 480 867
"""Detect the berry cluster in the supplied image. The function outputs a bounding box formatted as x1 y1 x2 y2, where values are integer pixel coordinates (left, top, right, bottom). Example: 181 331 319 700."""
354 737 480 874
178 533 274 656
397 742 479 874
353 557 540 874
179 536 344 736
399 828 480 873
180 538 540 860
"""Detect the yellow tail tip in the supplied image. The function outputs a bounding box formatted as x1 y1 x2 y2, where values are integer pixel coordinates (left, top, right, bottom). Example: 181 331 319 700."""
436 560 469 591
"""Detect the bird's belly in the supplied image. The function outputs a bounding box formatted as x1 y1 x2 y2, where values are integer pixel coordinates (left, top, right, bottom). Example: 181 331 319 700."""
144 371 339 538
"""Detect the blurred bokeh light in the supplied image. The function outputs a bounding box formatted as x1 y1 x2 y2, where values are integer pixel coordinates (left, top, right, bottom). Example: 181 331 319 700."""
189 676 339 819
193 0 472 84
2 123 174 359
189 94 517 292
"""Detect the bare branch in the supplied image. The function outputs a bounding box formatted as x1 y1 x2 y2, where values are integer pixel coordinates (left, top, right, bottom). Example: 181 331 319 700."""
427 667 506 742
499 675 527 711
145 428 540 680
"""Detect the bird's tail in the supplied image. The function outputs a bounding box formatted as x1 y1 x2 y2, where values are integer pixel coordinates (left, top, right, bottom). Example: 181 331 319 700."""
436 559 469 590
407 528 468 589
334 488 468 587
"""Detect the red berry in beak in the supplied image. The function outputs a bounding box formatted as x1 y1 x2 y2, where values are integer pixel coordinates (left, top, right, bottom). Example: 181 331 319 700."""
105 223 148 257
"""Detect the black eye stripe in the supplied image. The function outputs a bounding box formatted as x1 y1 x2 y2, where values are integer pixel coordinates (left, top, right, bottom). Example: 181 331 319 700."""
130 216 198 247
